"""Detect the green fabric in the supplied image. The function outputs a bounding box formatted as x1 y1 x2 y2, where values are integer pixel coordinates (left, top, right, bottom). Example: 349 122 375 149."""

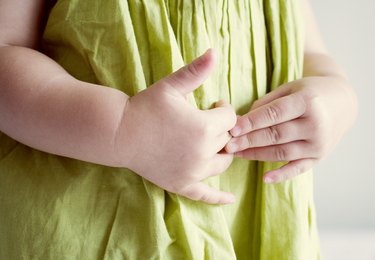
0 0 320 259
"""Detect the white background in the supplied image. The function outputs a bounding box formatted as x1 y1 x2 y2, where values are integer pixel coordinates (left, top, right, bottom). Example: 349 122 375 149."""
310 0 375 259
311 0 375 230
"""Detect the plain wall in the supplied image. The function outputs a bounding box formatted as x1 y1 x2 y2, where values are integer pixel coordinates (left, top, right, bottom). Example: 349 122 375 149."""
310 0 375 228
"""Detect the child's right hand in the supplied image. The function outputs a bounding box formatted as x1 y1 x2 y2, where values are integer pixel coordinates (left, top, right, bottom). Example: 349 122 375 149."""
115 49 237 204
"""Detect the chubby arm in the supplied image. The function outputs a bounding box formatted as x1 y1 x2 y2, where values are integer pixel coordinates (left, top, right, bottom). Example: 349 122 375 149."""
225 0 358 182
0 0 130 167
0 0 237 204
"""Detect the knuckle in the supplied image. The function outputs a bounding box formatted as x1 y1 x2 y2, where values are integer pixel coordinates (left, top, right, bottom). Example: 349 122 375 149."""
245 134 253 147
267 126 281 144
245 116 255 130
278 173 288 183
198 193 212 203
291 164 304 178
274 146 287 161
186 62 201 78
296 95 308 115
266 105 281 123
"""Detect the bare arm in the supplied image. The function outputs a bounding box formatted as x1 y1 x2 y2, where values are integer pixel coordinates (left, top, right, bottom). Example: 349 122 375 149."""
0 0 130 167
302 0 348 78
0 47 129 166
0 0 237 204
226 0 358 183
302 0 357 128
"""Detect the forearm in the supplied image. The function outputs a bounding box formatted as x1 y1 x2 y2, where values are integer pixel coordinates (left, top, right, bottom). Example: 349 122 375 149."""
0 46 129 167
303 52 347 79
302 0 357 126
303 52 358 129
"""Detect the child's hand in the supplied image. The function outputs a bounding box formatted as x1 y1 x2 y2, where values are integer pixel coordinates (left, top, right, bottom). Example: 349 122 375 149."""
225 76 357 183
116 50 237 204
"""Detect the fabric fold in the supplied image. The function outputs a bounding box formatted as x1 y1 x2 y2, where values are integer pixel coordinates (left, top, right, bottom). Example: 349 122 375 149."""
0 0 320 259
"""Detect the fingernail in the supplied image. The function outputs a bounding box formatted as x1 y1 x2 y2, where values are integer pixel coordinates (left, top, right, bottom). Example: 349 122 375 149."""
230 126 241 137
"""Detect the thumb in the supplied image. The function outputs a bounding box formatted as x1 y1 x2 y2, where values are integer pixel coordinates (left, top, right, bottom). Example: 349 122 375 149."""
179 182 236 205
163 49 217 96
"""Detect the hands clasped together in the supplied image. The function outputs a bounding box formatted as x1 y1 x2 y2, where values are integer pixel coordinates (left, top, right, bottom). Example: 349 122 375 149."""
116 49 355 204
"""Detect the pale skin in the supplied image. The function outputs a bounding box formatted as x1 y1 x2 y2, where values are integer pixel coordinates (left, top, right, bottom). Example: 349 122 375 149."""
0 0 357 204
225 0 358 183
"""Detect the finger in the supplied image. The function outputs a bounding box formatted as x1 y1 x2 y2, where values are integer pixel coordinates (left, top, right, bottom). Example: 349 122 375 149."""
226 119 309 153
162 49 217 97
179 182 236 205
212 132 232 154
235 141 314 162
251 83 292 110
203 153 233 178
263 158 317 183
230 93 306 137
202 100 237 135
214 99 231 109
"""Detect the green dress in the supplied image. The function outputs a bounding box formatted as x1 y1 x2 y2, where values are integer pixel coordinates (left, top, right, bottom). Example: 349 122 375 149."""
0 0 320 259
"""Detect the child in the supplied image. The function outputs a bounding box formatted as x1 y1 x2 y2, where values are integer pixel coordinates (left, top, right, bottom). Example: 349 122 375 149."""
0 0 357 259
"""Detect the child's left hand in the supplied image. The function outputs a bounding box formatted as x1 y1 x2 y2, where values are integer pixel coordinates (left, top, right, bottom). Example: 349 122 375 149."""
225 75 357 183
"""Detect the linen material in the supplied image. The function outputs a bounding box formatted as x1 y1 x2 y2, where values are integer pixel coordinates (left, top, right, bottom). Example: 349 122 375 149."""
0 0 319 259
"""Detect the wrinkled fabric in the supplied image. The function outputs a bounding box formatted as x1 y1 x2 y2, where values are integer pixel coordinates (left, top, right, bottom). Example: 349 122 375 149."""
0 0 320 259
